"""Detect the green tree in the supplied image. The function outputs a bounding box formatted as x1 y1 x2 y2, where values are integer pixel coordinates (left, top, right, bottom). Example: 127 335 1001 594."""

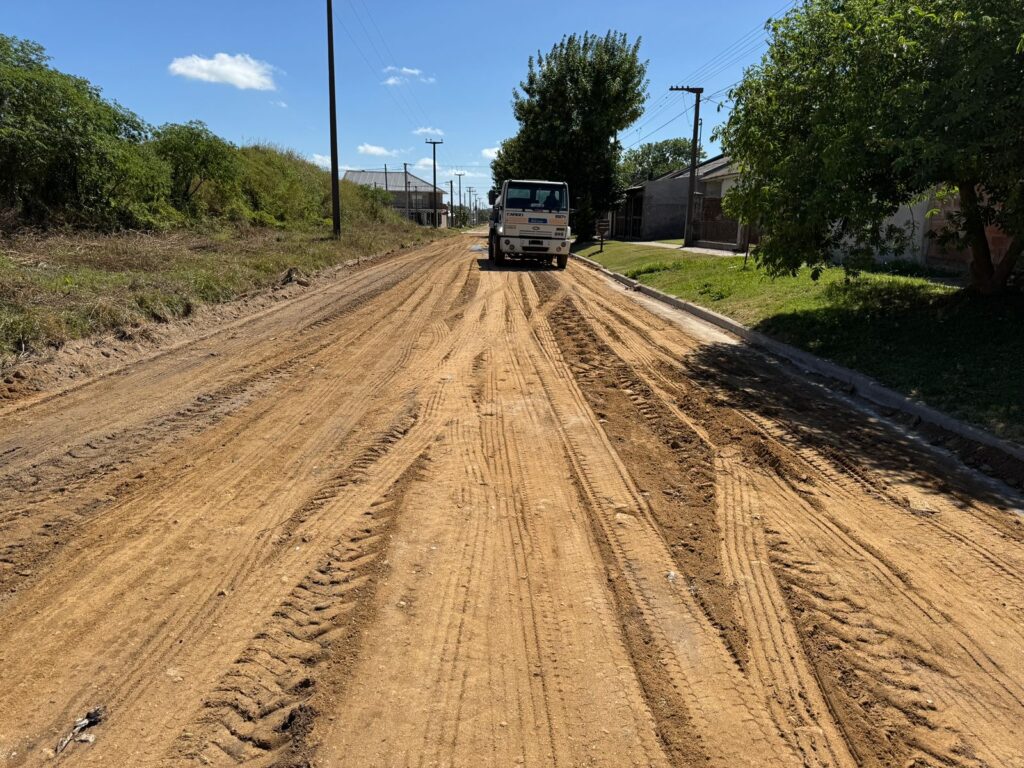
0 33 161 228
492 31 648 239
153 121 239 214
718 0 1024 294
618 138 703 188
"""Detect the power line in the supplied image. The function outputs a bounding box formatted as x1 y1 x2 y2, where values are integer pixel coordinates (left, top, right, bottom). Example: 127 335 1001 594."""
626 0 797 144
625 102 694 149
342 2 428 127
630 90 686 136
335 20 419 128
681 0 795 85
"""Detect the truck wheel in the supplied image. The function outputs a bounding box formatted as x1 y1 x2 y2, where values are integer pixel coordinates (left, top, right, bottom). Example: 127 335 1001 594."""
495 248 506 266
556 253 568 270
488 235 495 261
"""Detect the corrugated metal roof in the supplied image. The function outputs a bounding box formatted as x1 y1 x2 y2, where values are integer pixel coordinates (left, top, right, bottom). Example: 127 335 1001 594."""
646 154 732 183
342 170 444 193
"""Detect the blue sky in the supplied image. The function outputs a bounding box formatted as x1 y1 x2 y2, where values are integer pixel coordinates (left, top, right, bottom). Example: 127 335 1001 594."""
3 0 790 193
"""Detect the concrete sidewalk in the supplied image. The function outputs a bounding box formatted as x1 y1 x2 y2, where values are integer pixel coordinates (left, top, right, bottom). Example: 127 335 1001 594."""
631 240 743 257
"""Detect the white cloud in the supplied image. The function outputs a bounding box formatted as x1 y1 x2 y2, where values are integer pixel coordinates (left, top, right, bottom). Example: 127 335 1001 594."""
382 65 435 86
481 147 499 160
413 127 444 137
311 154 332 169
271 100 288 109
358 143 401 157
169 53 276 90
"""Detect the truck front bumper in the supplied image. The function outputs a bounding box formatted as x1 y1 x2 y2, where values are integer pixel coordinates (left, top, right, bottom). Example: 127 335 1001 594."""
501 238 569 255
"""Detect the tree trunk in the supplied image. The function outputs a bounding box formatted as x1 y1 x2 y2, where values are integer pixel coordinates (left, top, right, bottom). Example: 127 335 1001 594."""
958 183 1020 294
959 183 997 294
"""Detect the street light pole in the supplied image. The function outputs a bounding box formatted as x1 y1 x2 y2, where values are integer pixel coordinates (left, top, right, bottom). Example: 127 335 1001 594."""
326 0 341 239
404 162 410 221
455 171 465 228
448 180 454 228
425 138 443 227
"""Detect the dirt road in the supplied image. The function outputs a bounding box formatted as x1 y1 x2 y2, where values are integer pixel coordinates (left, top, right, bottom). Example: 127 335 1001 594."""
1 234 1022 768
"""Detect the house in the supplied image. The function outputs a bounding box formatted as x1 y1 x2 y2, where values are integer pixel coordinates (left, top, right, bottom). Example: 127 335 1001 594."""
343 170 448 227
610 155 752 250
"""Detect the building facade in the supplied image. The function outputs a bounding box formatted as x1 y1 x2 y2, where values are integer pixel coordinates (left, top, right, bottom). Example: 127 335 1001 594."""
343 170 448 227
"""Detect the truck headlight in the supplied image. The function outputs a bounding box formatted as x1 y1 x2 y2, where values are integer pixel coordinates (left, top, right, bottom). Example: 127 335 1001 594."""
497 226 504 236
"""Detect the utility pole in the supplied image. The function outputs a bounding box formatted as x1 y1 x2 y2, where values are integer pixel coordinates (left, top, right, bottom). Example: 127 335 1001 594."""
467 188 476 226
404 162 410 222
326 0 341 239
425 138 444 227
384 163 389 193
670 85 703 246
454 171 465 228
448 180 454 228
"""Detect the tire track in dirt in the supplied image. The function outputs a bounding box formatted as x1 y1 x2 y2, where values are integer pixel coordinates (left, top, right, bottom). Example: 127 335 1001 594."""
308 271 674 768
3 239 1023 768
0 241 469 766
171 411 426 767
534 295 798 767
0 251 446 599
557 262 1024 767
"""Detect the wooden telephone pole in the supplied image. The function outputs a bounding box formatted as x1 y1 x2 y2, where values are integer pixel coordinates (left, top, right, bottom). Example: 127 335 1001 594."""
326 0 341 238
670 85 703 246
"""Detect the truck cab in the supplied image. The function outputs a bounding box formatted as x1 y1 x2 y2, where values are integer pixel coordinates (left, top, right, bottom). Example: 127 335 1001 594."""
488 180 571 269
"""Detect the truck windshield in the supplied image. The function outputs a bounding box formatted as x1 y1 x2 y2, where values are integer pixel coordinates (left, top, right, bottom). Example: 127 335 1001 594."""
504 183 568 212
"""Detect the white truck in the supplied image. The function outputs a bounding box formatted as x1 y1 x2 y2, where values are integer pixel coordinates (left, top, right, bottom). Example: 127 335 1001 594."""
487 180 571 269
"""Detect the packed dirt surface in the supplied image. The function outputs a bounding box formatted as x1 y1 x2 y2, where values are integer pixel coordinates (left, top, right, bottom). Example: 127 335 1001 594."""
1 234 1022 768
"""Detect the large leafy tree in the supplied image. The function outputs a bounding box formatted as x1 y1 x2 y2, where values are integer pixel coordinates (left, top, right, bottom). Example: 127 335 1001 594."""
0 34 162 227
719 0 1024 294
492 32 648 239
618 138 703 188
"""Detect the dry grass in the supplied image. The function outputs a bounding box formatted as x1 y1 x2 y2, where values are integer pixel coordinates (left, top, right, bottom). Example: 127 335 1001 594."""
0 222 446 360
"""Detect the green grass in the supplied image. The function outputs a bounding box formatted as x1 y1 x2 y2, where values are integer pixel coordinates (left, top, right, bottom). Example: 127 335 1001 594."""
577 241 1024 443
656 238 686 246
0 219 447 362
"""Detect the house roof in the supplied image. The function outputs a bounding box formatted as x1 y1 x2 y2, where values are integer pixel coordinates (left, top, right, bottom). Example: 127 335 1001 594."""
699 159 740 182
342 170 444 194
654 153 733 182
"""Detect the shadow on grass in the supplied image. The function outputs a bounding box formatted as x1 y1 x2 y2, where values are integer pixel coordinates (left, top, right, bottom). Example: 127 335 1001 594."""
746 279 1024 445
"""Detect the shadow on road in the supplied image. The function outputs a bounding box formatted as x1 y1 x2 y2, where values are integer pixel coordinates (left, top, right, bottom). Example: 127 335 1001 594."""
475 258 560 273
680 338 1024 509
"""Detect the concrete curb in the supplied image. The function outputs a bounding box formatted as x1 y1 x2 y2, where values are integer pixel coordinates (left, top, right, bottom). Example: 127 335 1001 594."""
570 252 1024 464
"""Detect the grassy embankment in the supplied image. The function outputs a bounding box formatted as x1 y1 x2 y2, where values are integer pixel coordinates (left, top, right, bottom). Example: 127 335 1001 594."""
0 188 443 361
0 33 448 362
577 241 1024 442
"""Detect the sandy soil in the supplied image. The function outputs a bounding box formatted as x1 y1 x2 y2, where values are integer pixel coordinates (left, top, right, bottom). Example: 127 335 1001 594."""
1 234 1022 768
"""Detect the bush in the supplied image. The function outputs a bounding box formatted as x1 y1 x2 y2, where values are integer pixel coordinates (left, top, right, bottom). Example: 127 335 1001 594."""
0 34 162 229
0 34 401 236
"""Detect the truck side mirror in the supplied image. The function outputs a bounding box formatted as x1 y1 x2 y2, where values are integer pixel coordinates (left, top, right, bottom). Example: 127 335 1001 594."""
488 190 497 206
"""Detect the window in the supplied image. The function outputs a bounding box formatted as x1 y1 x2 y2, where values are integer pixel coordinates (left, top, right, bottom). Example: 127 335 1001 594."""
504 183 568 212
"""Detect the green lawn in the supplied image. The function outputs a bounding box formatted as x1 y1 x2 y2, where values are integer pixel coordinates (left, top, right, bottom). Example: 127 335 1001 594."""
576 241 1024 443
656 238 686 246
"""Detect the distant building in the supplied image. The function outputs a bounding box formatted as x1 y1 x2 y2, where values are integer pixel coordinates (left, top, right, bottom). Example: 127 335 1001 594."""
613 154 1016 269
610 155 753 250
343 170 448 227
